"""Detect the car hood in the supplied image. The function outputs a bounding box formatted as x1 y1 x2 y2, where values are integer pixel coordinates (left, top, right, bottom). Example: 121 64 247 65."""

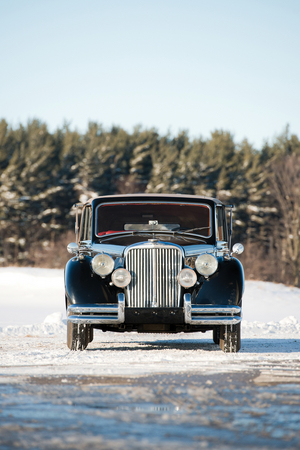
91 242 216 258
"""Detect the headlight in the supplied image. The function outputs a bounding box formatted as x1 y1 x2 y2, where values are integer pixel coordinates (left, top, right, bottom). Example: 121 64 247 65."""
112 268 131 287
177 268 197 288
195 253 218 277
91 253 114 277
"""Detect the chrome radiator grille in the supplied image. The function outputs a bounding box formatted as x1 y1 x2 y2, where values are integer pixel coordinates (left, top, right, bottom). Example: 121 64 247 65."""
125 244 183 308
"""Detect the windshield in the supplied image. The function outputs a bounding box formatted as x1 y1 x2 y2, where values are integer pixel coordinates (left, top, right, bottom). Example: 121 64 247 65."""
95 202 212 238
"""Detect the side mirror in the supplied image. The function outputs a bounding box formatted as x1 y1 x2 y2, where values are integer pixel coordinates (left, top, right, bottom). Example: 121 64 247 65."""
67 242 79 254
232 243 244 255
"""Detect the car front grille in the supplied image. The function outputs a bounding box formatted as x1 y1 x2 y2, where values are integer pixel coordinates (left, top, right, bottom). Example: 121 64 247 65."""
125 243 183 308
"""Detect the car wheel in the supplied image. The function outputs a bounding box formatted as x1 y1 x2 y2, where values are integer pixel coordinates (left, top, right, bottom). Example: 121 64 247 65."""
213 326 220 345
67 322 89 351
219 323 241 353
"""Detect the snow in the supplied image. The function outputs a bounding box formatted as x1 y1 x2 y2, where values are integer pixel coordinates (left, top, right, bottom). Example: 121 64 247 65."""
243 280 300 322
0 267 300 377
0 267 64 326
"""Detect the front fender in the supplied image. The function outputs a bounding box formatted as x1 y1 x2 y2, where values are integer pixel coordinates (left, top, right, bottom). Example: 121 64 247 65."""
64 256 118 307
193 257 244 307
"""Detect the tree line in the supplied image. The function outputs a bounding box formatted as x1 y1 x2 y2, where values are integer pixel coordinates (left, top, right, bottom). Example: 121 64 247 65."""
0 119 300 285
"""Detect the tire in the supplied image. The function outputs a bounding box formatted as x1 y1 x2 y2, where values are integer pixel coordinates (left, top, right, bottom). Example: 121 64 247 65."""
87 326 94 343
219 323 241 353
67 322 89 351
213 326 220 345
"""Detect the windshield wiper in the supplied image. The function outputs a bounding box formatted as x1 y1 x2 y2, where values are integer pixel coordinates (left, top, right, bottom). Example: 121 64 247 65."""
99 230 207 243
99 231 154 242
173 226 210 233
172 226 210 241
170 234 207 243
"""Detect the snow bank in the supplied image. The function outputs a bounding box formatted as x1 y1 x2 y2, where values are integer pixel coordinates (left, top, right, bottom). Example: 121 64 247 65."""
242 315 300 337
0 267 64 326
243 280 300 322
1 312 299 339
0 267 300 338
0 312 66 337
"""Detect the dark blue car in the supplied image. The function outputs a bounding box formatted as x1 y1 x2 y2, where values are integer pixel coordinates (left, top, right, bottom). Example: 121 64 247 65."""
65 194 244 352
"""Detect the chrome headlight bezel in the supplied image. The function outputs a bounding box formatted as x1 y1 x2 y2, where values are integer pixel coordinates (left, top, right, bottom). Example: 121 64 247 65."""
195 253 218 277
112 268 132 288
177 268 197 288
91 253 115 277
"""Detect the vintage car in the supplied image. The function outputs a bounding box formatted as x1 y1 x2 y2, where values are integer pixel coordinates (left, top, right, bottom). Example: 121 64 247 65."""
65 194 244 353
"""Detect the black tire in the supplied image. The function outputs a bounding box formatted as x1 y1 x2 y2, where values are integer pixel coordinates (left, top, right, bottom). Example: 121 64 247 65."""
87 325 94 343
67 322 89 351
213 326 220 345
219 323 241 353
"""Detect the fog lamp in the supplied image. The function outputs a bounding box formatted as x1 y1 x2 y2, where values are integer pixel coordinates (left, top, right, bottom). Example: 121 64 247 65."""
112 268 131 287
177 268 197 288
195 253 218 277
91 253 114 277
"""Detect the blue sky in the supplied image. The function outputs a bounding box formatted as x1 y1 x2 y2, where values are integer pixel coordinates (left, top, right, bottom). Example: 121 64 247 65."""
0 0 299 149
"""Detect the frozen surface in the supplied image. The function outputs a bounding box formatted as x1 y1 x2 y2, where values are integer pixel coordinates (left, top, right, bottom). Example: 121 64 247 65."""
0 267 300 377
1 268 300 449
1 371 300 450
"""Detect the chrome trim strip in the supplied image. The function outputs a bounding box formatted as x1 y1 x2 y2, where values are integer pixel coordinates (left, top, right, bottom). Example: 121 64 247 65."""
67 293 125 325
68 315 122 325
124 240 185 255
188 316 241 325
68 305 120 314
191 305 241 314
184 294 242 325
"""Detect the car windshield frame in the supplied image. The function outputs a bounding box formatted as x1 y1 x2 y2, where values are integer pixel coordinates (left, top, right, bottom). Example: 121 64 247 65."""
94 201 213 240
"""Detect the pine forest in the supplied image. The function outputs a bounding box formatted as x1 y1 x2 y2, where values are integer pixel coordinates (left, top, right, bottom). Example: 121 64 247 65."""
1 119 300 286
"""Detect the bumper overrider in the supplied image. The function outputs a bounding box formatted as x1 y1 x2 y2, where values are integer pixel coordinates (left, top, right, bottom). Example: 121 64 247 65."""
67 293 241 326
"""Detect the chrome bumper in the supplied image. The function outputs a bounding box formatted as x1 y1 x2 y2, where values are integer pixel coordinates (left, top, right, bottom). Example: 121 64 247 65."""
67 293 241 327
184 294 241 325
67 293 125 325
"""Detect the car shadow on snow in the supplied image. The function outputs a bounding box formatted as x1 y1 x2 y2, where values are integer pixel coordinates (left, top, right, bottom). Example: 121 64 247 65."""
88 338 300 353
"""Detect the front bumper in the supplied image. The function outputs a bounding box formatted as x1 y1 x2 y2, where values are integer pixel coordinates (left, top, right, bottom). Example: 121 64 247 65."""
67 293 241 327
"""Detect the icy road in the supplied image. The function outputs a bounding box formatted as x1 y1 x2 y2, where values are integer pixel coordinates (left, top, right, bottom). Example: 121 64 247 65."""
0 268 300 449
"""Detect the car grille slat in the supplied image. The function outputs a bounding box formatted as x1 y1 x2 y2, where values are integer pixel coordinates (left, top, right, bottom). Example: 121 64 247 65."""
125 244 182 308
